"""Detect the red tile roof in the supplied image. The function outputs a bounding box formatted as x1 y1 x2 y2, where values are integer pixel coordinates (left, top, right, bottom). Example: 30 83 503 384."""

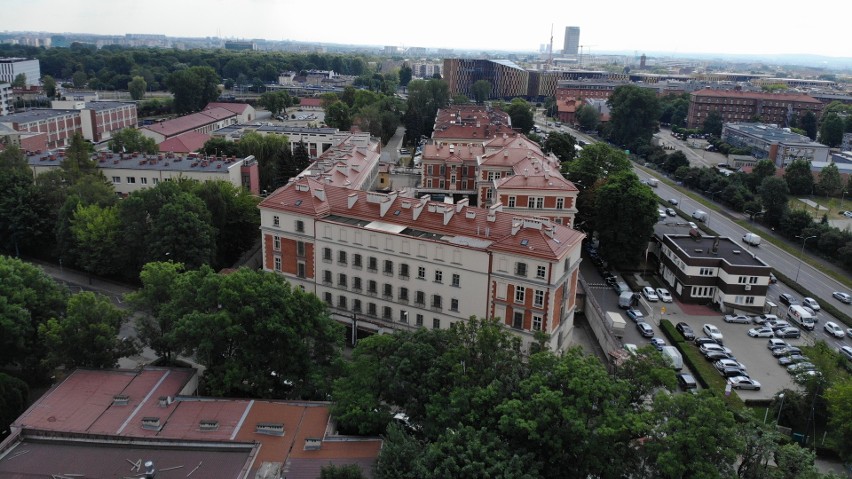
140 107 236 138
692 88 822 103
157 131 210 153
205 102 252 115
260 177 584 260
300 98 323 107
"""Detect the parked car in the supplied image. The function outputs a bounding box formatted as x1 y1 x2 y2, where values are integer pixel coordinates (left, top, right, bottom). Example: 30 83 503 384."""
718 366 749 378
728 376 761 390
832 291 852 304
704 350 736 362
703 324 724 344
748 327 774 338
714 358 747 372
724 314 751 324
778 293 798 306
778 354 809 367
767 338 787 350
677 372 698 391
771 346 803 358
699 343 732 355
801 297 820 311
787 362 816 374
824 321 846 339
767 320 792 331
642 287 659 302
839 346 852 361
753 314 779 325
676 322 695 341
774 327 801 339
636 322 654 338
769 273 777 284
656 288 673 303
665 208 677 217
650 338 666 351
626 308 645 322
668 198 679 205
695 337 720 347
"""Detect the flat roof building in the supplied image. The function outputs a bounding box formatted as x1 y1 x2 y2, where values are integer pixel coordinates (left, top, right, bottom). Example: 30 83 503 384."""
0 57 40 86
722 122 829 167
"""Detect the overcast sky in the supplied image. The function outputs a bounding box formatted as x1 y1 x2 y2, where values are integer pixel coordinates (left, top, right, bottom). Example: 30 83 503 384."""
2 0 846 58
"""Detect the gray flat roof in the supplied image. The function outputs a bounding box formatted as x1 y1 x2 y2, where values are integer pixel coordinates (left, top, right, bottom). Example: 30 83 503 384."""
666 234 768 267
28 150 247 174
724 123 825 147
0 109 80 124
85 101 136 111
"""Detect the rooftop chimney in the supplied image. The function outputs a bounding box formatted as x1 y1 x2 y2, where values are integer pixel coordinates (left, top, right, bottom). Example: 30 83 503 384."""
347 192 358 209
511 222 522 236
312 188 326 201
455 197 469 212
412 196 428 221
442 204 454 225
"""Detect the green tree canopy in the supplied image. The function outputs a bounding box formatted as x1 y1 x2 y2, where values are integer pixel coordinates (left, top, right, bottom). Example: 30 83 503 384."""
398 64 412 87
594 171 659 267
127 75 147 100
258 91 291 116
702 111 724 137
0 373 29 440
167 66 220 114
70 203 121 277
504 98 534 134
575 103 600 131
819 113 845 147
817 162 843 197
800 111 818 140
543 131 576 162
42 75 56 98
759 176 790 226
11 73 26 88
108 127 158 154
784 158 815 195
607 84 660 152
40 291 136 370
325 100 352 131
471 80 491 104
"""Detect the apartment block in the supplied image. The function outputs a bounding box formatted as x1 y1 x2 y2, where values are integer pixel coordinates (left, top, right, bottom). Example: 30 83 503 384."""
0 108 82 149
687 89 824 129
259 177 585 352
722 122 829 167
0 57 40 86
443 59 529 100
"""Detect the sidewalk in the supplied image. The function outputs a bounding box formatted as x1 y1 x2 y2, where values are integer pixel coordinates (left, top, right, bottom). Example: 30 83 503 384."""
24 256 137 303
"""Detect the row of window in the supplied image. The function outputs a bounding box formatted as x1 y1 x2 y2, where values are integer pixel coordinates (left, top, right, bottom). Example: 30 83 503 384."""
321 272 461 311
111 176 161 185
271 215 305 233
736 276 760 285
323 293 442 329
511 310 543 331
319 248 464 286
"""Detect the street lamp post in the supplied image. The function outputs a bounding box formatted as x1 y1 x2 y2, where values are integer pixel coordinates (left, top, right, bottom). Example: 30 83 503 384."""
794 235 817 283
841 190 848 211
776 393 785 425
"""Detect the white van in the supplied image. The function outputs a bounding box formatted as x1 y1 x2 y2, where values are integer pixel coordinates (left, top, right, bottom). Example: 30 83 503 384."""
787 305 815 331
742 233 761 246
692 210 709 222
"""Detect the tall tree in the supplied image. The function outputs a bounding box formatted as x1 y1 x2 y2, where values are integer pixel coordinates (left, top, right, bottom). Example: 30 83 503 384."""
817 162 843 197
702 111 724 137
11 73 26 88
663 150 689 174
594 171 659 267
40 291 136 370
575 103 600 131
748 159 777 193
127 75 147 100
826 378 852 462
784 158 815 195
471 80 492 104
258 91 289 116
0 373 28 440
42 75 56 98
147 193 215 269
607 84 660 152
325 100 352 131
504 98 534 134
0 148 54 256
398 64 412 87
190 180 260 268
543 131 577 162
167 66 220 114
800 111 818 140
70 203 122 277
759 176 790 226
125 261 185 364
819 113 845 147
564 142 632 188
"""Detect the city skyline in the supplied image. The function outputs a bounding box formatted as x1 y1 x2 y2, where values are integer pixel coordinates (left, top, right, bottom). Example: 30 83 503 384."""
2 0 849 59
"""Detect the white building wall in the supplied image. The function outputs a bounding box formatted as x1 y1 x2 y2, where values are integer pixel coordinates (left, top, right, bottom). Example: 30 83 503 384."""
0 59 41 85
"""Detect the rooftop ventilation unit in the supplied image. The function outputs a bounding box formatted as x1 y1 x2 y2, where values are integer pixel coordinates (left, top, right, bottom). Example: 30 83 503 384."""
199 419 220 431
141 417 162 431
112 394 130 406
256 422 285 436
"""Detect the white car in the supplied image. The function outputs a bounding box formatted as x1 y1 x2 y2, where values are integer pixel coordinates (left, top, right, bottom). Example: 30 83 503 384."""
703 324 724 344
839 346 852 361
724 314 751 324
824 321 846 339
802 297 821 311
748 327 774 338
728 376 761 390
832 292 852 304
714 358 747 372
656 288 673 303
642 287 659 302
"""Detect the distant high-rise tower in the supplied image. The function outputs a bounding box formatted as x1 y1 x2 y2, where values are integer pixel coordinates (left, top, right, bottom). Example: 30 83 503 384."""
563 26 580 55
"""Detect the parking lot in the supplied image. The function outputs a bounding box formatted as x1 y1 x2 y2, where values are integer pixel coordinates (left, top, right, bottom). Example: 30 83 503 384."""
579 253 801 400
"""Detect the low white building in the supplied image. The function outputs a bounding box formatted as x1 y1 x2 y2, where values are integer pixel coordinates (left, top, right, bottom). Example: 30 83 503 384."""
0 57 40 86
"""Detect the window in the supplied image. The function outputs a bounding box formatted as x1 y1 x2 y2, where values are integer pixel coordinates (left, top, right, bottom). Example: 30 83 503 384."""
415 291 425 306
416 314 424 327
400 310 409 323
749 276 758 284
451 273 460 287
323 247 332 262
400 263 410 279
384 260 394 275
432 318 441 330
140 177 147 185
512 311 523 329
297 262 305 278
508 196 516 207
745 297 755 305
451 298 459 311
324 292 333 304
353 299 362 313
152 178 159 184
516 262 527 277
273 236 281 251
126 177 136 184
556 198 564 209
338 296 347 308
435 270 443 283
383 284 393 298
353 277 362 291
368 280 377 294
532 315 542 331
296 241 305 257
295 220 304 232
368 257 378 272
399 287 409 301
274 257 281 271
699 267 714 276
536 265 546 279
368 303 377 316
112 176 121 183
338 274 347 287
515 286 526 304
338 251 347 264
534 289 544 307
323 271 332 284
273 215 280 227
527 197 543 209
353 254 362 268
383 306 392 320
432 295 442 310
418 266 426 279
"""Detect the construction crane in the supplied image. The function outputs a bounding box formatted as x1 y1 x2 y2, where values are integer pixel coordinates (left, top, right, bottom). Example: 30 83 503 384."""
578 44 596 67
547 24 554 67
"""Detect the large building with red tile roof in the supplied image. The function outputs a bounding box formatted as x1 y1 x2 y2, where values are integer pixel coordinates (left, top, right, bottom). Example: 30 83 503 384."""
297 132 381 190
204 102 256 123
687 88 824 128
258 177 585 352
140 107 238 144
157 130 210 153
1 367 381 479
